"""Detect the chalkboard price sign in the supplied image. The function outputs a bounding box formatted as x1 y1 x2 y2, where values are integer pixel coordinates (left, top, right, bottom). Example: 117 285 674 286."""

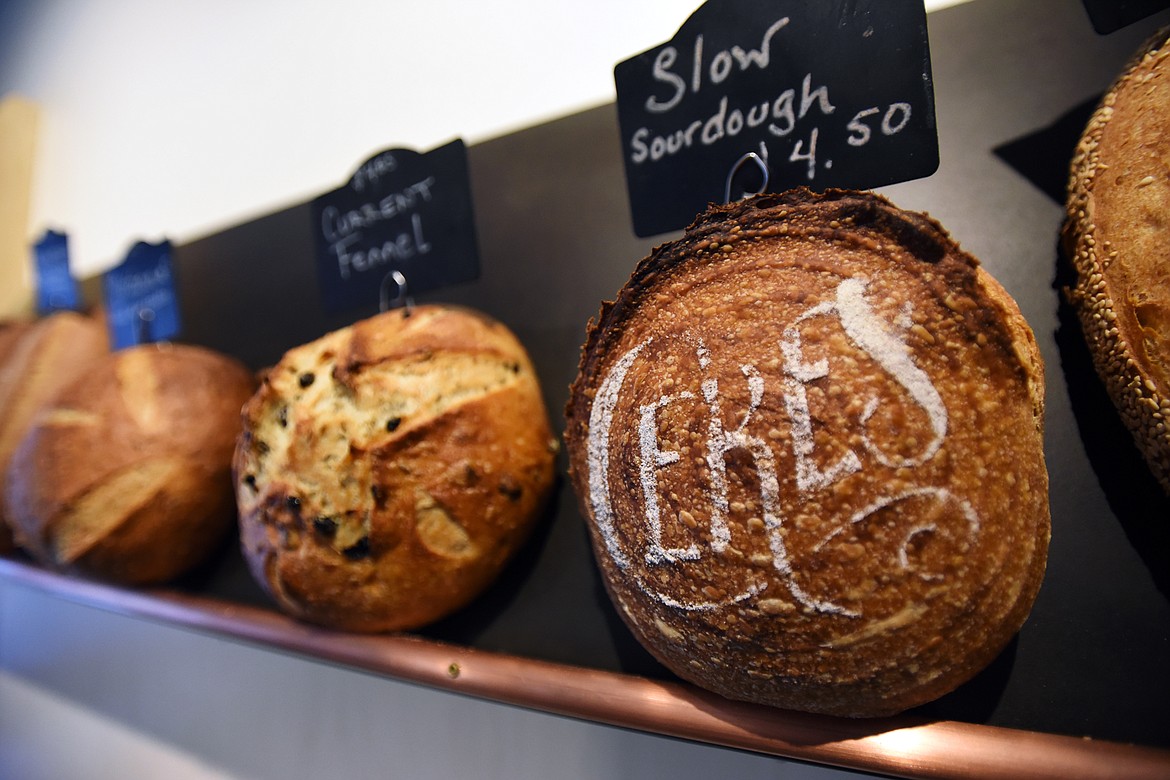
311 139 480 315
615 0 939 237
102 240 181 350
1080 0 1170 33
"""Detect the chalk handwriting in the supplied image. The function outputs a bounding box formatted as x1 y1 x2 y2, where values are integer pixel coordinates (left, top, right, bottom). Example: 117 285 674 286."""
320 176 437 280
646 17 791 114
321 177 436 244
586 277 973 619
626 15 918 184
350 152 399 193
630 74 834 165
330 212 432 280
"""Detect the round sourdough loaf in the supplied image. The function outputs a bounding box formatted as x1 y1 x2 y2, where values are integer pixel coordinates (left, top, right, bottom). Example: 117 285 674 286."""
564 189 1050 717
233 304 557 633
4 343 255 583
1065 28 1170 494
0 312 108 554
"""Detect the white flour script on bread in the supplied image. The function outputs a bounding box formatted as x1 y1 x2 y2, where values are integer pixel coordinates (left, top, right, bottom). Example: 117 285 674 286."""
565 189 1049 716
588 276 975 618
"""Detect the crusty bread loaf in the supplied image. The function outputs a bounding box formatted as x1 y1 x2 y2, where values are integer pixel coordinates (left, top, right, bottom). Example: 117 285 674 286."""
0 320 33 364
4 343 255 583
234 304 557 633
564 188 1050 717
0 312 108 553
1064 28 1170 494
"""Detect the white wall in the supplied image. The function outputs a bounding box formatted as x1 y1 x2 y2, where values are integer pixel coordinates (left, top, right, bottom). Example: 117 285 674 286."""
0 2 967 778
0 0 760 274
1 0 968 277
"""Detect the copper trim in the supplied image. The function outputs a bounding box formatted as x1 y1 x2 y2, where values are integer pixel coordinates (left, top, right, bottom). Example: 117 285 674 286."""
2 557 1167 780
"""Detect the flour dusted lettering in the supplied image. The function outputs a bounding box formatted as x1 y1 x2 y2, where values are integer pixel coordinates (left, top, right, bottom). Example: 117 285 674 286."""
587 277 978 618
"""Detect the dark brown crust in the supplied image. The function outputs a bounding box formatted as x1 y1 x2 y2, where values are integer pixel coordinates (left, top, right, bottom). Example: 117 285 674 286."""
3 344 255 583
570 189 1044 442
565 188 1049 718
234 305 557 633
1064 28 1170 494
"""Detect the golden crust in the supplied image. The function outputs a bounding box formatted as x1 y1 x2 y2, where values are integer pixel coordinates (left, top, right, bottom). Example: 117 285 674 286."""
564 189 1050 717
3 344 255 583
1064 28 1170 494
0 312 109 553
234 305 557 633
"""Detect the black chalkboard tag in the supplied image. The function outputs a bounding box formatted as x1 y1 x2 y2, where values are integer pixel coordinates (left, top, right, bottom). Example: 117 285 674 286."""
1081 0 1170 34
32 229 81 315
311 139 480 315
102 240 181 350
614 0 939 237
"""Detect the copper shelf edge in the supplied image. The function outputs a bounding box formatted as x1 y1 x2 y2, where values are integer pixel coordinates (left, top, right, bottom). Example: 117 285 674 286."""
2 557 1167 780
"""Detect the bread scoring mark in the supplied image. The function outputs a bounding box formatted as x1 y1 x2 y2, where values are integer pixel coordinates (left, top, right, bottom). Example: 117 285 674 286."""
40 408 101 427
587 277 970 619
251 345 525 560
50 457 185 564
415 490 476 560
821 602 929 649
654 617 684 641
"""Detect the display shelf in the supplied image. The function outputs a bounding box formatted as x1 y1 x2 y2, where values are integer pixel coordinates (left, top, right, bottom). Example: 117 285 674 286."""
3 0 1169 777
2 556 1168 780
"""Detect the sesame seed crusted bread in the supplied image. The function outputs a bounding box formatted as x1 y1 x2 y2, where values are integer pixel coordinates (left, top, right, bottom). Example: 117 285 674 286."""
4 343 255 583
234 304 557 633
564 188 1050 718
0 312 108 554
1065 28 1170 494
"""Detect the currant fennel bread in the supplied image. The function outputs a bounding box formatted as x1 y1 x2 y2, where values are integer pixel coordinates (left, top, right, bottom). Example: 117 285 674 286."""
234 304 557 633
1065 28 1170 494
4 343 255 583
564 188 1050 718
0 312 108 554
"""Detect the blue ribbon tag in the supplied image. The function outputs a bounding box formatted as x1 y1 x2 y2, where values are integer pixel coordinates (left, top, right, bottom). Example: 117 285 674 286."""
33 230 81 314
102 240 181 350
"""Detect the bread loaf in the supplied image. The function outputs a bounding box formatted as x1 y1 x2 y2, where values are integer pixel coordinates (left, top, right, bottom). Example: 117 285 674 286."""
4 343 255 583
0 312 108 553
1065 28 1170 494
234 305 557 633
564 189 1050 717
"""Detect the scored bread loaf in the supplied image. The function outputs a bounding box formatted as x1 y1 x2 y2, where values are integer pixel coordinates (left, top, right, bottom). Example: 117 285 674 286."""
1064 28 1170 494
234 304 557 633
564 188 1050 717
4 343 256 583
0 312 108 554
